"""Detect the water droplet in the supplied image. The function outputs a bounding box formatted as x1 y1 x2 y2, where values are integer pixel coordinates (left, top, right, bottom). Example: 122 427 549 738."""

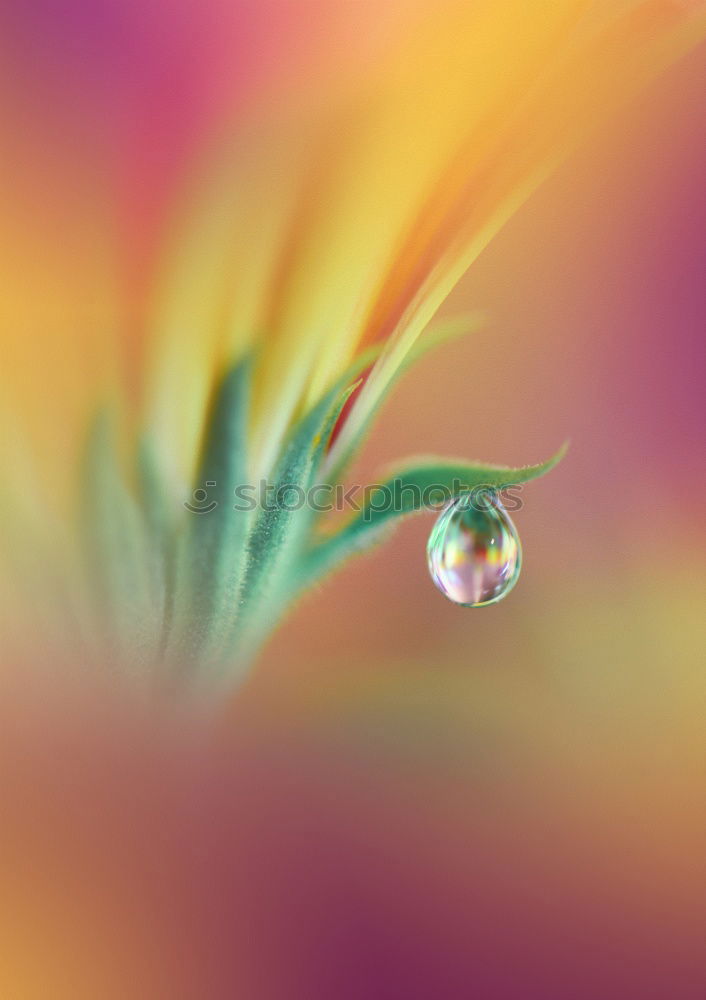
426 492 521 607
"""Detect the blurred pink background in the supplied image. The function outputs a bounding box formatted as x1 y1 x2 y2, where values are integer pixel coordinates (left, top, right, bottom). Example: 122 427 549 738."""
1 20 705 1000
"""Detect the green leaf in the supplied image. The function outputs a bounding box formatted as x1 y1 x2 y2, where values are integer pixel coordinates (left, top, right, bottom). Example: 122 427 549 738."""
165 355 252 669
237 345 385 602
163 349 382 688
135 433 173 624
80 412 163 671
230 376 362 664
302 443 568 587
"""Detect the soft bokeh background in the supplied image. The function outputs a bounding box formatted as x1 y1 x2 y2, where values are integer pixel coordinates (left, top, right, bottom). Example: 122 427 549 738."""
1 14 705 1000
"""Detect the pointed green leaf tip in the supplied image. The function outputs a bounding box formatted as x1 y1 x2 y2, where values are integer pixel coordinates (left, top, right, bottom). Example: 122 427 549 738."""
301 442 568 587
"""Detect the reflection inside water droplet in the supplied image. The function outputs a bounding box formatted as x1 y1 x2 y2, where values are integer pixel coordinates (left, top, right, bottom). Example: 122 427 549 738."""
426 491 521 607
